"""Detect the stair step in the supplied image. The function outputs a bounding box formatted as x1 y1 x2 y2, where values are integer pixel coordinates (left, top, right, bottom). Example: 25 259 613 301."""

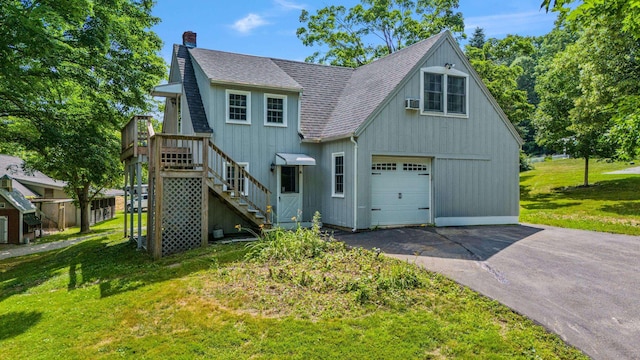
247 209 259 213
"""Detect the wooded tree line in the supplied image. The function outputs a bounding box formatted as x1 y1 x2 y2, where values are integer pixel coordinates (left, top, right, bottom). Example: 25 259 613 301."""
298 0 640 185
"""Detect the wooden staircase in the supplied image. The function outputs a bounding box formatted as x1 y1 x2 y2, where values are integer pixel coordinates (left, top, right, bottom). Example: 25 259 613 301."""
144 128 271 230
121 116 271 258
205 140 271 228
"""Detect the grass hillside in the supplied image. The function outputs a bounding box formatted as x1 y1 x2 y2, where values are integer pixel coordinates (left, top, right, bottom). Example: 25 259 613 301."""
0 216 586 359
520 158 640 235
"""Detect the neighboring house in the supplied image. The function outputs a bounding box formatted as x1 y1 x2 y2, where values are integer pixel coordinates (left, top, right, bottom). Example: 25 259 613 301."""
0 154 117 231
0 175 39 244
127 30 522 258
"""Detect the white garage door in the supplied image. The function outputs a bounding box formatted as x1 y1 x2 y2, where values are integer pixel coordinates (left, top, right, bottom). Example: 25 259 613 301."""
371 156 431 226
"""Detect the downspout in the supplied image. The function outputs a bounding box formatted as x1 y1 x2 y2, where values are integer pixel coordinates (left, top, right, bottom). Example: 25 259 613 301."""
297 91 302 136
350 136 358 232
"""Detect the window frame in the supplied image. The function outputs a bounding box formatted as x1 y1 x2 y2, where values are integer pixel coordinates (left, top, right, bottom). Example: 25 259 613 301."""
264 93 288 127
280 165 299 194
420 66 469 118
223 162 249 196
332 152 345 198
225 89 252 125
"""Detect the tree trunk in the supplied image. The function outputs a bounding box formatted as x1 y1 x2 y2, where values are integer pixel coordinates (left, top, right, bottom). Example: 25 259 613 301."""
77 185 91 233
584 155 590 187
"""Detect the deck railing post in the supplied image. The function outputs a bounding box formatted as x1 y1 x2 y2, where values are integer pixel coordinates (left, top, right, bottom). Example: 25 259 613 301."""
201 136 209 247
153 134 163 259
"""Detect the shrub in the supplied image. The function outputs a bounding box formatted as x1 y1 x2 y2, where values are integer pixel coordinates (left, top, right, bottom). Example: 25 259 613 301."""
245 212 342 262
240 212 427 309
520 151 533 172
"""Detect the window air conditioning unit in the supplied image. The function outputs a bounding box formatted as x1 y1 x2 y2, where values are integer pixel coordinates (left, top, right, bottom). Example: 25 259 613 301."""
405 98 420 110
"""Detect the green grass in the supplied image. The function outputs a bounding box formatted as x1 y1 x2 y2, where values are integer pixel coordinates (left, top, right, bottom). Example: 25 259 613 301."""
0 221 586 359
34 212 146 244
520 158 640 235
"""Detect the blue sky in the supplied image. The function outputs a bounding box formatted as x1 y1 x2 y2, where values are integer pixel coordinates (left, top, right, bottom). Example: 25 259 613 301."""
152 0 558 65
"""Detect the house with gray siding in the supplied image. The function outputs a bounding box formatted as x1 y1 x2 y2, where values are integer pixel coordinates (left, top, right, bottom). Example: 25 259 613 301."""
143 30 521 253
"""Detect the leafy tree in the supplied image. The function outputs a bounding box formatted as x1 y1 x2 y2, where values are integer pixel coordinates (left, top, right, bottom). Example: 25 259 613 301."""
541 0 640 38
0 0 165 232
465 36 535 127
296 0 465 67
540 0 640 161
533 18 638 185
468 27 485 48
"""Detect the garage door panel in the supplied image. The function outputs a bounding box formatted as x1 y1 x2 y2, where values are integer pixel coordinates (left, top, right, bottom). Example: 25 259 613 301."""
371 193 428 208
374 175 425 190
371 209 430 226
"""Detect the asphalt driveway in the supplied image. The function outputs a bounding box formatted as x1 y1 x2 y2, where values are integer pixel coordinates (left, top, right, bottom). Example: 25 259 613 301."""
334 225 640 360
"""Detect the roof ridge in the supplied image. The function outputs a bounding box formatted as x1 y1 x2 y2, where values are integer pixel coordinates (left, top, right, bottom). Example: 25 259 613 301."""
186 45 356 71
270 57 356 70
357 32 446 70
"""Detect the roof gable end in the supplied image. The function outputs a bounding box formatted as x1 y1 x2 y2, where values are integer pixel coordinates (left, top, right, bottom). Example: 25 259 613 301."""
320 32 445 140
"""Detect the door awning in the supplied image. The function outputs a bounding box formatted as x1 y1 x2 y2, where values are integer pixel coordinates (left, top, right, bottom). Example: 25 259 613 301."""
275 153 316 166
151 82 182 97
23 213 41 226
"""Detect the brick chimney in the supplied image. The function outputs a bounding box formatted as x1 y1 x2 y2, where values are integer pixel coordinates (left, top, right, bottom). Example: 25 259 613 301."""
182 31 197 48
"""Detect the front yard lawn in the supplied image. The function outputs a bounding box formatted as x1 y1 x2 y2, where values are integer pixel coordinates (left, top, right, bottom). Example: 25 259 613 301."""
520 158 640 235
0 225 586 359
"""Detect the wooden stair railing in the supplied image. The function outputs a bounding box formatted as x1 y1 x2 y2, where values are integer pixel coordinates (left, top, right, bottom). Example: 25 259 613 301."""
145 130 272 232
207 140 271 226
120 115 151 161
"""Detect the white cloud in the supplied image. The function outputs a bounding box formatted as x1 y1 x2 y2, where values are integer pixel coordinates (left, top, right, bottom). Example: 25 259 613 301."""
274 0 306 10
232 13 269 34
465 11 556 37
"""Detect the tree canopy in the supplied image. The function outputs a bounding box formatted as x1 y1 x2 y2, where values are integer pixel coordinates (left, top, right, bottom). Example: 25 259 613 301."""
296 0 465 67
467 27 485 49
0 0 165 232
541 0 640 39
465 35 535 129
534 0 640 184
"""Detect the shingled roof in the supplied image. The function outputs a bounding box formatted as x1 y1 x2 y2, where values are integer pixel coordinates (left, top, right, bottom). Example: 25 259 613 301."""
0 183 36 213
271 59 354 139
181 32 447 140
190 48 303 91
0 154 64 193
322 33 443 139
174 45 212 133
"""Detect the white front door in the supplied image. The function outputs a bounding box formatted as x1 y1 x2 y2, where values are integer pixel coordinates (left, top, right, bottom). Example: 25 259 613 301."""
371 156 431 226
0 216 7 244
277 165 302 223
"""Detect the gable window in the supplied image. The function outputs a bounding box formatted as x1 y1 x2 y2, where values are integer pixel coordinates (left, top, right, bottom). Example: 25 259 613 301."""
226 89 251 124
424 73 443 112
332 152 344 198
420 66 468 117
447 76 466 114
264 94 287 127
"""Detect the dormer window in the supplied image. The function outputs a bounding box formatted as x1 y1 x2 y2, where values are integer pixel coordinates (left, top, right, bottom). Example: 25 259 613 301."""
226 89 251 124
420 66 469 117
